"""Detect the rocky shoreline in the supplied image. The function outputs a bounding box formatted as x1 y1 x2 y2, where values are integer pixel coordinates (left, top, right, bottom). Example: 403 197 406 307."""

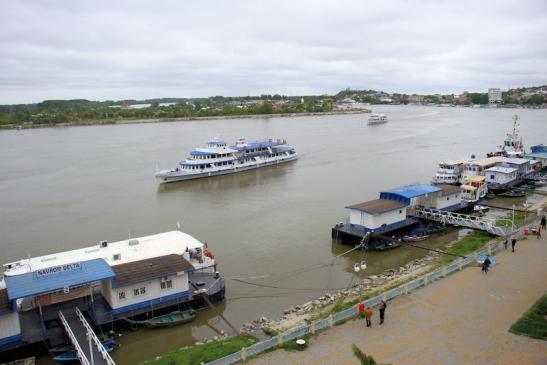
237 248 444 336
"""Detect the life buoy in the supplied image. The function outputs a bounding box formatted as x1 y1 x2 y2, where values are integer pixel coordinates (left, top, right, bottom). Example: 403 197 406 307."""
204 249 214 259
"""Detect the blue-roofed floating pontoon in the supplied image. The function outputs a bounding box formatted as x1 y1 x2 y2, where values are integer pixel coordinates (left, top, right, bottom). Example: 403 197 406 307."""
380 184 441 204
4 258 115 300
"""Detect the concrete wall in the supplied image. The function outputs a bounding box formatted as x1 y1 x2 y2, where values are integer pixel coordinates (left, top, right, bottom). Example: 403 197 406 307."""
0 312 20 342
101 272 189 310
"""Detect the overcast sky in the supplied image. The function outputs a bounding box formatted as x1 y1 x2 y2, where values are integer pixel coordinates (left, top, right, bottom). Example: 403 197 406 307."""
1 0 546 104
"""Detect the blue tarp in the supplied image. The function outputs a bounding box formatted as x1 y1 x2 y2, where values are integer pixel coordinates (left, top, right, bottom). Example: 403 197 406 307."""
4 258 115 300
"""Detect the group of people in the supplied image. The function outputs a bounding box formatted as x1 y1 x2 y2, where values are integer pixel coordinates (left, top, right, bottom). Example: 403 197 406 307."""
364 300 387 328
503 238 518 252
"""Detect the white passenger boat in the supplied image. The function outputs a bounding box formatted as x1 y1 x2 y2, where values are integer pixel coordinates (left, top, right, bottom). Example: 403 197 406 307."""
431 159 468 185
155 138 298 183
367 114 388 125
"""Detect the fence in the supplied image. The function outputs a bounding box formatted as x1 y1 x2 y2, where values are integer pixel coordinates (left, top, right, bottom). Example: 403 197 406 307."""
203 226 529 365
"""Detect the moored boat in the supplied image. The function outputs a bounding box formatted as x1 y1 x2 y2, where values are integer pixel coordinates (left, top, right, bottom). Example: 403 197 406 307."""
498 189 525 198
486 115 525 158
53 339 117 362
402 235 429 242
124 309 197 328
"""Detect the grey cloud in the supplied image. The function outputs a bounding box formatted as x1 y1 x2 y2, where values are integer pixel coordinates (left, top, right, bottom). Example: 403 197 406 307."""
0 0 546 103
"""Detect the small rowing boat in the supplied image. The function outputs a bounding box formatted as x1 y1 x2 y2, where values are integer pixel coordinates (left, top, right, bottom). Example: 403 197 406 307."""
53 339 117 362
402 235 429 242
499 189 525 198
124 310 197 329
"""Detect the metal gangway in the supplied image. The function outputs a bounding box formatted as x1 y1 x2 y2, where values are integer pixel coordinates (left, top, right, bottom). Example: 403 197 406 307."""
58 308 116 365
410 207 512 236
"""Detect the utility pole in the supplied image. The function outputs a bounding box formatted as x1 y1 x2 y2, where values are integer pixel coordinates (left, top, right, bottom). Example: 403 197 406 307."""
512 204 516 233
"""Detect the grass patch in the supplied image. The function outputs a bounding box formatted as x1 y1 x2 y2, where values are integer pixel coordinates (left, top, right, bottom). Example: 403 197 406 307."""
262 327 279 337
141 334 258 365
496 210 528 228
440 231 493 265
509 294 547 340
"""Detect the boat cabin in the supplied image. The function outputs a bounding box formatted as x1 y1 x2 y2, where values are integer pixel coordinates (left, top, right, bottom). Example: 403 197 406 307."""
346 199 408 233
484 166 518 188
461 157 505 182
495 158 532 178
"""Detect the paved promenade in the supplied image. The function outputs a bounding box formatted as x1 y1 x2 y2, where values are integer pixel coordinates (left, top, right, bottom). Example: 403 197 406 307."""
250 235 547 365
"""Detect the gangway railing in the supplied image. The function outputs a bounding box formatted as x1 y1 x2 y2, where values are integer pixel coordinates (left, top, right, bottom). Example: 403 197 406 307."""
59 310 91 365
75 307 116 365
409 207 511 236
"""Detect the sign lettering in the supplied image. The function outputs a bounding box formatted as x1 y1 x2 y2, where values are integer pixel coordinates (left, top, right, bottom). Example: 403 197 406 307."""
35 262 82 278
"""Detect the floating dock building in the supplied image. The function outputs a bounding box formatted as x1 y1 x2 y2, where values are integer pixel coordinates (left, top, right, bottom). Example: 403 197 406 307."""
332 184 463 248
0 231 224 356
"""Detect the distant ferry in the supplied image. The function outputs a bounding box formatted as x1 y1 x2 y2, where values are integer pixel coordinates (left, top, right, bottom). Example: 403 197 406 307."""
367 114 388 125
155 138 298 183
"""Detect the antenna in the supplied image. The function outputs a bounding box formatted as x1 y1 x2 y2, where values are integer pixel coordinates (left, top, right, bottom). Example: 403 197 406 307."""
128 229 131 240
176 221 181 231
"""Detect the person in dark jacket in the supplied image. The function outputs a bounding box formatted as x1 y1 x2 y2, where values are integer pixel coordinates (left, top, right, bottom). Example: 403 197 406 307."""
503 239 508 250
379 300 387 325
511 238 517 252
483 256 492 274
541 215 546 230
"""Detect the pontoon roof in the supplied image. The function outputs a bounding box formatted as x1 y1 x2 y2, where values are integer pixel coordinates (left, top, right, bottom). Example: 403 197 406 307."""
3 231 204 276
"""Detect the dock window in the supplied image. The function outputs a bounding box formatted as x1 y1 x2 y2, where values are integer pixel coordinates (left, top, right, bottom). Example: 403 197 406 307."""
133 287 146 296
118 291 126 300
160 280 173 290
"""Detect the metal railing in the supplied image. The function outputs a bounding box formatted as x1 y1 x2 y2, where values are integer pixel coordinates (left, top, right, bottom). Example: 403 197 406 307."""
76 307 116 365
58 310 90 365
411 207 510 236
202 229 523 365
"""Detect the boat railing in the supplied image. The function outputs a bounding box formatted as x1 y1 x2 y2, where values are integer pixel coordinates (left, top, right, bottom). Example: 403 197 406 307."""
203 229 525 365
58 310 90 365
76 307 116 365
207 276 225 296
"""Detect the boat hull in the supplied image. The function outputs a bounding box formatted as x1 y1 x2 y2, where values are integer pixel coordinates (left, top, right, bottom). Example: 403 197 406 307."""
156 154 298 183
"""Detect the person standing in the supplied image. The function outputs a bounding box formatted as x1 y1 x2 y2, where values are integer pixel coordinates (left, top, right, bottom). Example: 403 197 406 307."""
537 225 542 239
484 256 492 274
365 307 373 327
511 238 517 252
541 215 546 230
504 239 508 250
379 300 387 325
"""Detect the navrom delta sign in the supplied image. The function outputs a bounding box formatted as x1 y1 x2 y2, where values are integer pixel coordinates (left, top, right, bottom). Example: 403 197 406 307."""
35 262 82 278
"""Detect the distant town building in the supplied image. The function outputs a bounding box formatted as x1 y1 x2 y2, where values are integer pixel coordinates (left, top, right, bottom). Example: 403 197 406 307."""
488 88 502 105
408 95 424 103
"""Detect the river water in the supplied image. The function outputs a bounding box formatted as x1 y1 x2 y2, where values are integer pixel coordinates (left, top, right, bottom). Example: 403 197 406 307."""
0 106 545 364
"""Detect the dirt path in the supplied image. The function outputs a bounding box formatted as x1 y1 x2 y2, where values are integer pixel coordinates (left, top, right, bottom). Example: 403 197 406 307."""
249 232 547 365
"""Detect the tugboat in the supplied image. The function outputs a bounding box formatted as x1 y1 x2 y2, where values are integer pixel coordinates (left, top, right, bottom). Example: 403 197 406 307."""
487 115 525 158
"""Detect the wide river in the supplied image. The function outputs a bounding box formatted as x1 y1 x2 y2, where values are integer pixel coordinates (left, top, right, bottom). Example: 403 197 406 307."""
0 106 545 364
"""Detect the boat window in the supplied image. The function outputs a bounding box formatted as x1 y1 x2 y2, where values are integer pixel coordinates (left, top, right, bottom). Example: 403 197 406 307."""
160 280 173 290
118 291 126 300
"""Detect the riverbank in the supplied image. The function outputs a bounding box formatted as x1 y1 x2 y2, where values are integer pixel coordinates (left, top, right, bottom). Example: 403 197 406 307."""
249 222 547 365
0 109 371 130
194 196 547 348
